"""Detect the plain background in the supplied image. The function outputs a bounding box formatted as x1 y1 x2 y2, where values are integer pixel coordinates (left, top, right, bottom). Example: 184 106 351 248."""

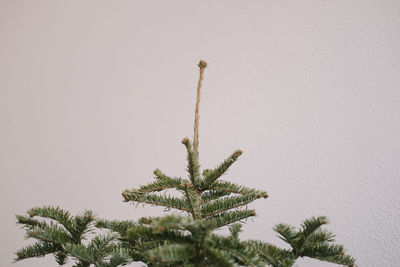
1 1 399 266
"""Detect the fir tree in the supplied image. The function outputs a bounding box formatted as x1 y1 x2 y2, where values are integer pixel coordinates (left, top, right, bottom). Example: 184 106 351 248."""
15 60 356 267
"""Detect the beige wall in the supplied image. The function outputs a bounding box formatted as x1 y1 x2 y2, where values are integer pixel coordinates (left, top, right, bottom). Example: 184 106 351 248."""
1 1 399 266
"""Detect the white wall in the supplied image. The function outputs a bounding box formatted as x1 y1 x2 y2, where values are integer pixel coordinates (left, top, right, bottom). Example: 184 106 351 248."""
1 1 399 266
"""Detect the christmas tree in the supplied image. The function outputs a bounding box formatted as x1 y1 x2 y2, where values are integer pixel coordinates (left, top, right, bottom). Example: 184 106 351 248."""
15 61 355 267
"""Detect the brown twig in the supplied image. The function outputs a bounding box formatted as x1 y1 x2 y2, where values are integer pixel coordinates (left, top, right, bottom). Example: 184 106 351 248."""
193 60 207 155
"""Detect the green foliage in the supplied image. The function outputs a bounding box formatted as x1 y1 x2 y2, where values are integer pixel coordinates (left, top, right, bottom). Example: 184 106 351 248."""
209 225 264 267
62 234 131 267
199 150 243 190
96 219 137 236
14 61 355 267
247 240 294 267
148 243 196 264
122 215 266 266
138 169 184 193
15 242 60 261
207 180 268 198
122 190 190 213
122 143 265 226
210 209 256 228
201 193 260 218
15 207 132 266
182 137 201 186
271 216 355 266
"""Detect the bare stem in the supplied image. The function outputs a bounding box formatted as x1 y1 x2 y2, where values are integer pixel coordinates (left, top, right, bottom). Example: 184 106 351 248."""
193 60 207 155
